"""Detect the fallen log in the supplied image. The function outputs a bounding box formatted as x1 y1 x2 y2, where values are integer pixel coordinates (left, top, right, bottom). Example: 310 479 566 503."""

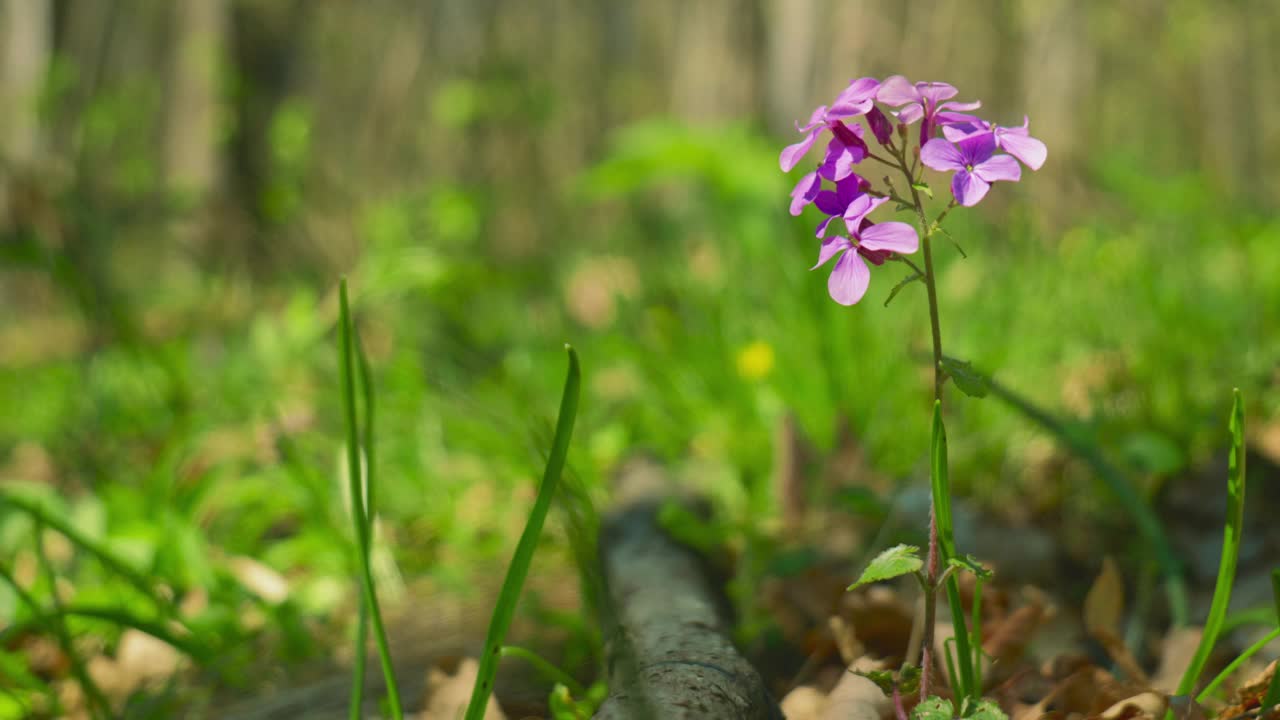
594 462 783 719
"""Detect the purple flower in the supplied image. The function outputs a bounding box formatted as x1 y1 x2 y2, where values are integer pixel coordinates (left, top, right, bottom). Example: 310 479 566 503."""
811 194 919 306
920 132 1021 207
779 77 882 172
812 173 871 237
942 116 1046 171
789 171 821 216
876 76 981 145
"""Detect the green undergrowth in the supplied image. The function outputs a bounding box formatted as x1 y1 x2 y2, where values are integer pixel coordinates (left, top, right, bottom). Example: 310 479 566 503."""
1 120 1278 715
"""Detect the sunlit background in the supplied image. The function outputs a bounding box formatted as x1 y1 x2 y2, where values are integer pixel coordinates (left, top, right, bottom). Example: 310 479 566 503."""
1 1 1278 715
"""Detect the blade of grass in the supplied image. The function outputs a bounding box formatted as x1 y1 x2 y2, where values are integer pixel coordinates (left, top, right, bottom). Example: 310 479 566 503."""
1266 570 1280 707
0 492 173 618
931 403 976 700
1174 389 1246 702
1194 626 1279 702
34 519 111 720
964 359 1188 626
349 323 375 720
465 345 581 720
971 575 984 696
500 645 587 696
338 278 402 719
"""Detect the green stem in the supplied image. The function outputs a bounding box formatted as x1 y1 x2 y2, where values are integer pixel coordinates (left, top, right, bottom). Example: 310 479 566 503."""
1195 626 1280 703
338 279 403 719
500 645 586 697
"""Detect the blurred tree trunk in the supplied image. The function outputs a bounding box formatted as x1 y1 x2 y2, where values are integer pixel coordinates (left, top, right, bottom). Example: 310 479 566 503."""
0 0 52 223
762 0 817 134
164 0 228 201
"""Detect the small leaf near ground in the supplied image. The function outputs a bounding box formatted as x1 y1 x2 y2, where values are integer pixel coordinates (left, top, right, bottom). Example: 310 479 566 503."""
947 555 993 580
940 356 990 399
848 544 922 590
967 698 1009 720
911 696 953 720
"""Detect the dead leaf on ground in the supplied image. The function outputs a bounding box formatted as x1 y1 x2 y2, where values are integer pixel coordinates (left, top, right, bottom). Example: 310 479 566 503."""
420 657 505 720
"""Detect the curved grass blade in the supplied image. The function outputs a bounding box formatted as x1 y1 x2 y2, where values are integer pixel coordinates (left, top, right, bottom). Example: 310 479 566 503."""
0 602 211 661
349 323 376 720
950 356 1189 626
0 492 172 617
465 345 581 720
338 278 402 719
1175 389 1246 704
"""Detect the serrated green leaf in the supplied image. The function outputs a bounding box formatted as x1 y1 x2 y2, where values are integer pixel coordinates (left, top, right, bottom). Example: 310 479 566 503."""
912 181 933 199
911 696 954 720
967 698 1008 720
848 544 922 590
940 356 989 399
947 555 993 580
884 270 924 307
853 665 921 696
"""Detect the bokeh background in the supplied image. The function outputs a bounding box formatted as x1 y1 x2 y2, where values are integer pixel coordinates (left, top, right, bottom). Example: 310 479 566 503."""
2 0 1279 715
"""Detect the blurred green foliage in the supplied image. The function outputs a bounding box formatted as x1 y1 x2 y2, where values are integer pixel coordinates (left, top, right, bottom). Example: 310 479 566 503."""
2 5 1280 712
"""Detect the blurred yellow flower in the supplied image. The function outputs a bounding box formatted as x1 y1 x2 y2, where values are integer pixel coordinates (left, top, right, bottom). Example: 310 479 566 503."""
736 341 775 380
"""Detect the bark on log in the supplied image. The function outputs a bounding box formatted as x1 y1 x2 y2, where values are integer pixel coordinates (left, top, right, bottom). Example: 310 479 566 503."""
594 463 783 719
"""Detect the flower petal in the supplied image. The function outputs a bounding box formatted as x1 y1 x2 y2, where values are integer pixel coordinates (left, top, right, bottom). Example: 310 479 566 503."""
819 140 857 181
893 103 924 125
828 249 871 306
779 129 821 172
916 82 959 105
796 105 828 133
973 154 1021 183
866 106 894 145
830 76 881 116
955 131 997 166
920 138 966 171
814 188 845 216
842 193 888 230
815 214 836 238
938 99 981 113
876 75 920 106
789 171 821 216
997 131 1047 170
952 169 990 207
811 235 852 269
858 222 920 254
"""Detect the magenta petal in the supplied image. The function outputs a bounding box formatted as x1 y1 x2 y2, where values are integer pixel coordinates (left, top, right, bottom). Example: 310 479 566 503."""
998 132 1047 170
858 222 919 254
920 138 966 171
916 82 959 105
813 189 844 216
955 132 997 165
795 105 828 133
815 215 836 238
779 129 820 172
828 251 871 306
811 236 852 270
894 103 924 125
789 171 821 216
973 154 1021 183
952 169 990 207
938 99 981 113
841 193 878 228
876 75 919 106
819 141 856 181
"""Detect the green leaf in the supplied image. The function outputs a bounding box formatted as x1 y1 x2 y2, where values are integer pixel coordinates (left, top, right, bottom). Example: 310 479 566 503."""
883 270 925 307
967 698 1009 720
854 664 920 696
940 357 989 399
848 544 922 590
911 181 934 199
947 555 993 581
911 696 954 720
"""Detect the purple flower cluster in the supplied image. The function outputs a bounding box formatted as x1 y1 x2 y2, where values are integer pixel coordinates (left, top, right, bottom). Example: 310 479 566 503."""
780 75 1046 305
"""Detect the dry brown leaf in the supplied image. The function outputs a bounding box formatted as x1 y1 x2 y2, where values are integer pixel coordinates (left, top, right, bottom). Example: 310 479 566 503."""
1099 691 1166 719
1151 627 1203 693
1084 557 1124 641
779 686 828 720
420 657 506 720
